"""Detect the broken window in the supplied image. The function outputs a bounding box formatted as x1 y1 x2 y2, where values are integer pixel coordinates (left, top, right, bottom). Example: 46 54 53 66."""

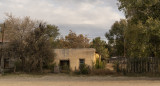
79 59 85 65
79 59 85 67
79 59 85 70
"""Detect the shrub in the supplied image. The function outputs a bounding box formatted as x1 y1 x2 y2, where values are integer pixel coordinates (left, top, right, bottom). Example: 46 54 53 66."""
78 64 91 75
48 63 56 73
113 62 120 72
60 63 70 73
14 60 23 72
95 59 106 69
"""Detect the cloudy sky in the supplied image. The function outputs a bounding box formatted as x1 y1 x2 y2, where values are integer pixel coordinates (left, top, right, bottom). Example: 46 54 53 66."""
0 0 125 41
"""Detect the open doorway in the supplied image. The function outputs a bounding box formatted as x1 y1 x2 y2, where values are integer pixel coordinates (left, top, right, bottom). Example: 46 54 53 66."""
60 60 70 72
4 58 9 69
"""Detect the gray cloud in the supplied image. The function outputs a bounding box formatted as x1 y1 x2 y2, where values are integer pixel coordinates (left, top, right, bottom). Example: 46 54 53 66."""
58 24 108 41
0 0 124 41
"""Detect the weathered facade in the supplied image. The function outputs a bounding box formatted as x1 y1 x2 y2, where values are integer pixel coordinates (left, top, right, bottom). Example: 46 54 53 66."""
0 40 14 73
54 48 99 71
0 42 100 73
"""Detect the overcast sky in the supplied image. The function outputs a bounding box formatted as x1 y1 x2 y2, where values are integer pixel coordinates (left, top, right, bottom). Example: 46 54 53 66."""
0 0 125 41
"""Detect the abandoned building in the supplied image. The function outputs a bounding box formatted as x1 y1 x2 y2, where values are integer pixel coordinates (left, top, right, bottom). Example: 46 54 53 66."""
0 40 14 73
54 48 100 72
0 39 100 73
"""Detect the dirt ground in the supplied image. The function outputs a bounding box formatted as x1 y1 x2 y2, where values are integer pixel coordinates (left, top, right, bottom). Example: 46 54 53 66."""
0 74 160 86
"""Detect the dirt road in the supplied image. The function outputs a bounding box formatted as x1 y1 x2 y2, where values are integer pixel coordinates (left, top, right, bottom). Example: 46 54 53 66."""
0 74 160 86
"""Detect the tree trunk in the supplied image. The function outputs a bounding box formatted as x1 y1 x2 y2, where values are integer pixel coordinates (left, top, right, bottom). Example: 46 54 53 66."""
39 58 43 73
22 57 25 72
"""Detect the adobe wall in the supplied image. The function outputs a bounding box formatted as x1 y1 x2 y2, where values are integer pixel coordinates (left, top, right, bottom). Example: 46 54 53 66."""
54 48 96 71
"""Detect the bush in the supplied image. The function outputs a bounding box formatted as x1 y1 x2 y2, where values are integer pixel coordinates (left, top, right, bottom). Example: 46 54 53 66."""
113 62 120 72
14 60 23 72
60 63 70 73
95 59 106 69
48 63 55 73
76 64 91 75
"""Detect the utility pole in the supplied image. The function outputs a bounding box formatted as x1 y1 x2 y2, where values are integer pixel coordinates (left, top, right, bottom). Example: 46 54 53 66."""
124 35 125 58
0 26 1 69
2 23 5 43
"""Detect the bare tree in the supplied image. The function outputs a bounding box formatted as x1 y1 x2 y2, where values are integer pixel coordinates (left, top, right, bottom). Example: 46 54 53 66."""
2 14 59 72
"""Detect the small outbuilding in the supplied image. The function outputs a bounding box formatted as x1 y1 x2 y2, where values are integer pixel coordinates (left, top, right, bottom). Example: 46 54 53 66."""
54 48 100 71
0 40 14 73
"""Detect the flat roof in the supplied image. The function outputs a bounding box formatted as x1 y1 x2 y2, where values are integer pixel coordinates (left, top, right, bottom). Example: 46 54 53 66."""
54 48 95 50
54 48 96 52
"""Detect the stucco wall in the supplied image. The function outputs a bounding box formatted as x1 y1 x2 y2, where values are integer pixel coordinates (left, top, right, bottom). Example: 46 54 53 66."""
54 48 96 71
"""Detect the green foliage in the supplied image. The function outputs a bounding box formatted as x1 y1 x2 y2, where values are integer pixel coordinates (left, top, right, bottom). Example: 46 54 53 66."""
76 64 91 75
22 24 56 72
95 59 105 69
2 14 59 72
90 37 109 60
146 18 160 57
14 60 22 72
114 62 120 73
118 0 160 23
124 21 147 57
114 0 160 58
60 63 70 73
47 63 56 73
53 30 90 48
46 25 59 39
106 19 127 57
45 25 60 45
124 19 160 57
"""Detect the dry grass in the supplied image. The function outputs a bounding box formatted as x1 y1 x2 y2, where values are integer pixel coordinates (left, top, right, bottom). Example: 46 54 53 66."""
90 69 116 75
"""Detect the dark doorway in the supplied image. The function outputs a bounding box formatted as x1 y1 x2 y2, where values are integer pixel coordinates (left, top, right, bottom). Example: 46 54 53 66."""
4 58 9 69
60 60 70 72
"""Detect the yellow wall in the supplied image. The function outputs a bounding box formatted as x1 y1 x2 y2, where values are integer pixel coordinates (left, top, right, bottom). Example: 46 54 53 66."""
93 53 101 64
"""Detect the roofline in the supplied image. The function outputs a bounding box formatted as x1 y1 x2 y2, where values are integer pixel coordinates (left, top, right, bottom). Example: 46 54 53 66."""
53 48 96 51
54 48 95 49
